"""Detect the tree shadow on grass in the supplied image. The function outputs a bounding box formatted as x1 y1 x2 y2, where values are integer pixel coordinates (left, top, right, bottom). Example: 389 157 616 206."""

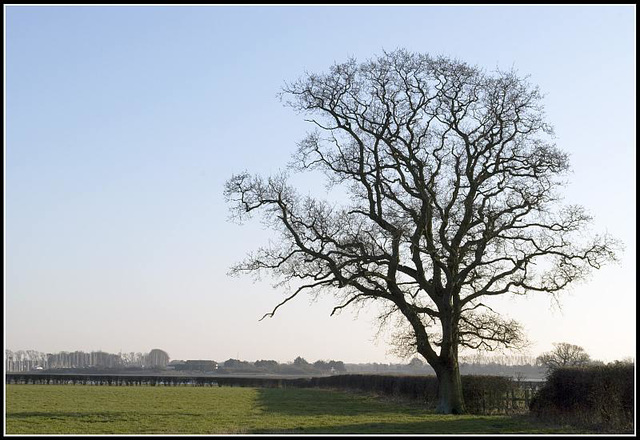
253 389 580 434
255 387 417 417
250 416 578 435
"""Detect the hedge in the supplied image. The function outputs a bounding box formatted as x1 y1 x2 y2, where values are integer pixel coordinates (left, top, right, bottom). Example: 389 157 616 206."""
299 374 530 414
7 372 534 415
529 363 634 432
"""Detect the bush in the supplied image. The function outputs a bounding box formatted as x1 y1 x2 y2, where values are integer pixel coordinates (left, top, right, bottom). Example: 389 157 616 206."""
530 363 634 432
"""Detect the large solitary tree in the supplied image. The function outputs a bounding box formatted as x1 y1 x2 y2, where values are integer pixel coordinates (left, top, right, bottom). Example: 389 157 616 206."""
224 50 619 414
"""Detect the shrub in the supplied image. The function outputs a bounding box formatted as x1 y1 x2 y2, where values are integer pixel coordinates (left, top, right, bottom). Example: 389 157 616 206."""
530 363 634 432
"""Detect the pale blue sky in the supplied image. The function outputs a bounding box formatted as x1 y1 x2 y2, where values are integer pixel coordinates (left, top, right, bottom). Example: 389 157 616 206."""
5 5 636 363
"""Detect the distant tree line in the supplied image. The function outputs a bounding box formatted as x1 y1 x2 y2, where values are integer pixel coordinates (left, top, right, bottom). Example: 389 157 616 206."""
215 353 547 378
5 350 48 372
343 355 544 379
215 357 347 375
164 355 544 377
343 348 630 381
9 344 628 381
5 349 169 372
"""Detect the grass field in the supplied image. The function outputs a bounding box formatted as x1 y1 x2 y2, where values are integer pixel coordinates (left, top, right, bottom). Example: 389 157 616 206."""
5 385 580 434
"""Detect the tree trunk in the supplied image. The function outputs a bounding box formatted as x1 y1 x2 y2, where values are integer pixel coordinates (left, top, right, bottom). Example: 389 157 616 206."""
435 360 466 414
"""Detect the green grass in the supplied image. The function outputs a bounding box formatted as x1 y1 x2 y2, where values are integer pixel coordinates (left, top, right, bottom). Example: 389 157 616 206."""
6 385 580 434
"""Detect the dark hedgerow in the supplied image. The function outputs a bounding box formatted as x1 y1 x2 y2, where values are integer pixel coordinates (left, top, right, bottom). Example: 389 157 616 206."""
302 374 521 414
6 372 532 415
462 375 519 414
529 363 634 432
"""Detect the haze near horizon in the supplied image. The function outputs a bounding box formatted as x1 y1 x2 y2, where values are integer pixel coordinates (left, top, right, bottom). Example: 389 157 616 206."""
5 5 636 365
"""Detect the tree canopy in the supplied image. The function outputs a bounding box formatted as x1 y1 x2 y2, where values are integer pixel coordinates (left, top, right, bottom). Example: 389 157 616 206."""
536 342 592 373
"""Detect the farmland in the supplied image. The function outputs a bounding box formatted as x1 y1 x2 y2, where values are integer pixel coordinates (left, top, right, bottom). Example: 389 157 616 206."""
5 385 580 434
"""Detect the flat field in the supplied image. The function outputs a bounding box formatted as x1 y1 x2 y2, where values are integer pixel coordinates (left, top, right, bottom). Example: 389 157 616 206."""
5 385 578 434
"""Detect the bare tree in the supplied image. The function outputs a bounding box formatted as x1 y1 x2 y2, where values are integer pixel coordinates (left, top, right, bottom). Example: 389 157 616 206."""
224 50 620 414
536 342 592 373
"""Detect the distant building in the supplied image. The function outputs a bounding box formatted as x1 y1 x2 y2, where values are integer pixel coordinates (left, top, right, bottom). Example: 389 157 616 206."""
166 360 186 370
173 360 217 372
